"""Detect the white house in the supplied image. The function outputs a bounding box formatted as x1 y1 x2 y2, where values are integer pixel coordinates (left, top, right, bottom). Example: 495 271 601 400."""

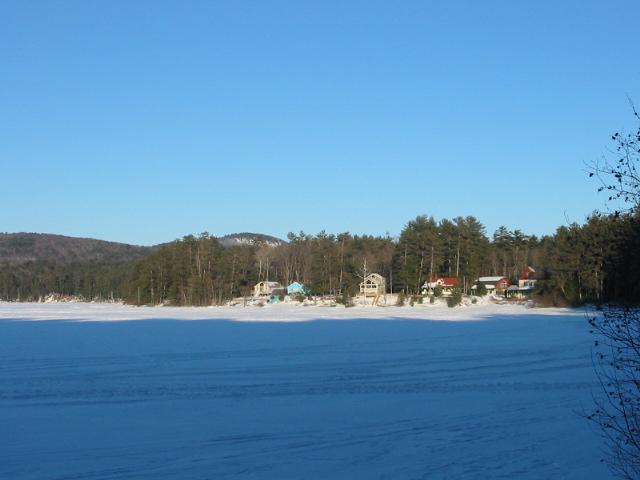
506 267 537 299
253 281 283 297
421 277 459 296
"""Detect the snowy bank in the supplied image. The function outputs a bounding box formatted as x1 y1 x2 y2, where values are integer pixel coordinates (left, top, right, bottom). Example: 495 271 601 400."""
0 299 576 323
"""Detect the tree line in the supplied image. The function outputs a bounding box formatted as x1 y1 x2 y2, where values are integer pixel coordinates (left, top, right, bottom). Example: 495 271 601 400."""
126 211 640 306
1 210 637 306
0 260 133 302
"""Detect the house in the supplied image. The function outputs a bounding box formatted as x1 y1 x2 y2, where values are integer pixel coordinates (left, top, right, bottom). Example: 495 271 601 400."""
421 277 459 296
253 281 284 297
519 267 537 288
287 282 306 296
359 273 386 296
506 267 537 299
471 276 511 296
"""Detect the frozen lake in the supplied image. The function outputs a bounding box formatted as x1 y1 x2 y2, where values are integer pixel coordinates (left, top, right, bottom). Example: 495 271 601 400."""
0 302 612 479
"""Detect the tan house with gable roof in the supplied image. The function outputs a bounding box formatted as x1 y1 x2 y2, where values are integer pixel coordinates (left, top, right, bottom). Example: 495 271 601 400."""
359 273 386 296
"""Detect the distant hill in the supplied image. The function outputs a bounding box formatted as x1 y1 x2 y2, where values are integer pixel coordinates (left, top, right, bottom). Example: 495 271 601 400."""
0 233 155 264
0 232 286 265
217 232 286 248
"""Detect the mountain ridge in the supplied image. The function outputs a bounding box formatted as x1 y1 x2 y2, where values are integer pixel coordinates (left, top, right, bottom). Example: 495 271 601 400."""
0 233 155 264
0 232 286 264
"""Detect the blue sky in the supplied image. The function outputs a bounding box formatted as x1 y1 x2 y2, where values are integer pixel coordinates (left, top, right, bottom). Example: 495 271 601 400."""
2 0 639 246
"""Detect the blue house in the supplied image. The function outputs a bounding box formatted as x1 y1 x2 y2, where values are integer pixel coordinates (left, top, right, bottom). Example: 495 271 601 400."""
287 282 306 295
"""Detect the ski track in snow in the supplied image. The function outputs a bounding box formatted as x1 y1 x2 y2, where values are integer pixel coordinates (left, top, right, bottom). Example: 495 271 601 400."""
0 303 612 479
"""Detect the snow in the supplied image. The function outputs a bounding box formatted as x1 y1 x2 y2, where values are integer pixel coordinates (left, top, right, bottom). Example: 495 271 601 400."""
0 302 612 479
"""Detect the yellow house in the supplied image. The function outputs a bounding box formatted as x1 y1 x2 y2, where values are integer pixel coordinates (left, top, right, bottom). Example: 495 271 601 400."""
359 273 386 296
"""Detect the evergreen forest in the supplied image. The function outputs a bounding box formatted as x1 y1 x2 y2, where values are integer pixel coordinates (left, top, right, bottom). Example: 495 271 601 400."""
1 210 639 306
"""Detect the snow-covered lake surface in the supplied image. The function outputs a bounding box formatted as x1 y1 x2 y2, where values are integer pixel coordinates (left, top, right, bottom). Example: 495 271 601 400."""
0 302 612 479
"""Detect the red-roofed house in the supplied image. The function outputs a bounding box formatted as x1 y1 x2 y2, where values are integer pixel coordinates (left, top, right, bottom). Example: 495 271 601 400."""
506 267 537 298
471 276 511 296
421 277 459 296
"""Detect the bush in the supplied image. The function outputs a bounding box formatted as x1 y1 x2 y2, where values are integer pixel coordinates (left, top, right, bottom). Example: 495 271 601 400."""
396 291 406 307
588 306 640 479
533 292 570 308
447 286 463 308
337 291 353 307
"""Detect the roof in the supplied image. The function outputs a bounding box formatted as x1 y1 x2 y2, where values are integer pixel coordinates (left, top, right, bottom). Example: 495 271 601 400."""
362 273 385 284
423 277 458 288
472 276 511 290
256 281 281 287
519 267 536 280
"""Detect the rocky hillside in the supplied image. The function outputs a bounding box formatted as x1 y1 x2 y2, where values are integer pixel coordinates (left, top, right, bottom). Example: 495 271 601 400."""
217 232 285 248
0 233 155 264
